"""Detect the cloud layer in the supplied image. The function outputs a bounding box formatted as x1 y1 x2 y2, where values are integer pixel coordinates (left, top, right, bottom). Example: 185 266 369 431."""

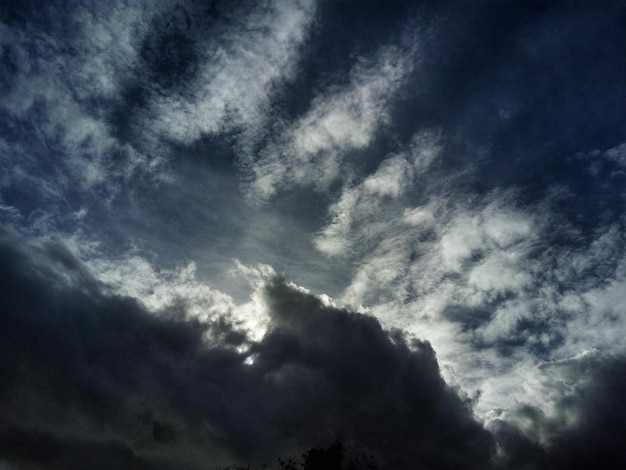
2 1 626 468
0 227 494 469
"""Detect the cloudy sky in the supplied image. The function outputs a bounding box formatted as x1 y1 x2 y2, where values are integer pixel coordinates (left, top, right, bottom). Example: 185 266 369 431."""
1 1 626 468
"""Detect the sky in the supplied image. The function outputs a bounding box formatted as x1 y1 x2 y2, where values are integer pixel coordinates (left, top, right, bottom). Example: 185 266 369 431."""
1 1 626 468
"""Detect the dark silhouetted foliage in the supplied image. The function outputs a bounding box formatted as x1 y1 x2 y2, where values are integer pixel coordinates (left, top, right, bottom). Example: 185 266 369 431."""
302 440 344 470
227 441 384 470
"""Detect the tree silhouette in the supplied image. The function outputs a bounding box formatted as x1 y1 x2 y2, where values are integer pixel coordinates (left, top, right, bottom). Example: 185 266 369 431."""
227 441 384 470
277 456 299 470
302 440 344 470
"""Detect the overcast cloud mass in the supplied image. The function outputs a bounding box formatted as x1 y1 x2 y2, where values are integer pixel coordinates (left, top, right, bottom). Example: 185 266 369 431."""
1 1 626 469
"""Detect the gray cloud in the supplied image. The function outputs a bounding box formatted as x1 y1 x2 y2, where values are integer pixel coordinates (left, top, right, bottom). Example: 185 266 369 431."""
3 224 622 469
133 0 316 156
0 227 495 469
490 350 626 469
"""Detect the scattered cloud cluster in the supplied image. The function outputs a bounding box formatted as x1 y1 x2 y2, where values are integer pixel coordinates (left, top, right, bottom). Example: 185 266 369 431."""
138 0 316 149
247 39 419 200
0 1 165 196
321 142 626 415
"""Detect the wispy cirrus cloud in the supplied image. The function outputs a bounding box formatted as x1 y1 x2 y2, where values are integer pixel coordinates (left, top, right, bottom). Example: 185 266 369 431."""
314 131 441 258
0 0 173 248
137 0 316 151
246 34 421 201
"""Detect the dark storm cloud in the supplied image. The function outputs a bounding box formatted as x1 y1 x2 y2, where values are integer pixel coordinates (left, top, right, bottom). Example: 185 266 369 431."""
491 351 626 469
3 226 625 469
0 227 494 469
0 226 252 468
0 427 156 470
254 278 495 469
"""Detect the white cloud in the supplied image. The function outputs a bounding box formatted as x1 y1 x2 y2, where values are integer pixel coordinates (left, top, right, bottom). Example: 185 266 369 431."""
467 253 533 299
247 37 421 200
440 203 533 271
313 156 413 258
83 249 288 343
363 155 415 197
290 48 408 153
561 276 626 355
0 2 166 197
585 141 626 170
333 176 626 419
87 256 233 321
317 167 624 418
489 349 620 448
140 0 316 147
314 131 441 258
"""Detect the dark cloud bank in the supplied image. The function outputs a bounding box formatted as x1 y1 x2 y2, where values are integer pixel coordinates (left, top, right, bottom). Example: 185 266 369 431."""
0 227 487 469
1 227 625 469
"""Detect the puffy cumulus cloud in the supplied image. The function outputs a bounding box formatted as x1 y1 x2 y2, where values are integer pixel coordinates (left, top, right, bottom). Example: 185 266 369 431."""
439 206 533 273
556 270 626 359
490 350 626 469
460 214 626 414
0 226 495 469
246 36 421 201
339 191 538 317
